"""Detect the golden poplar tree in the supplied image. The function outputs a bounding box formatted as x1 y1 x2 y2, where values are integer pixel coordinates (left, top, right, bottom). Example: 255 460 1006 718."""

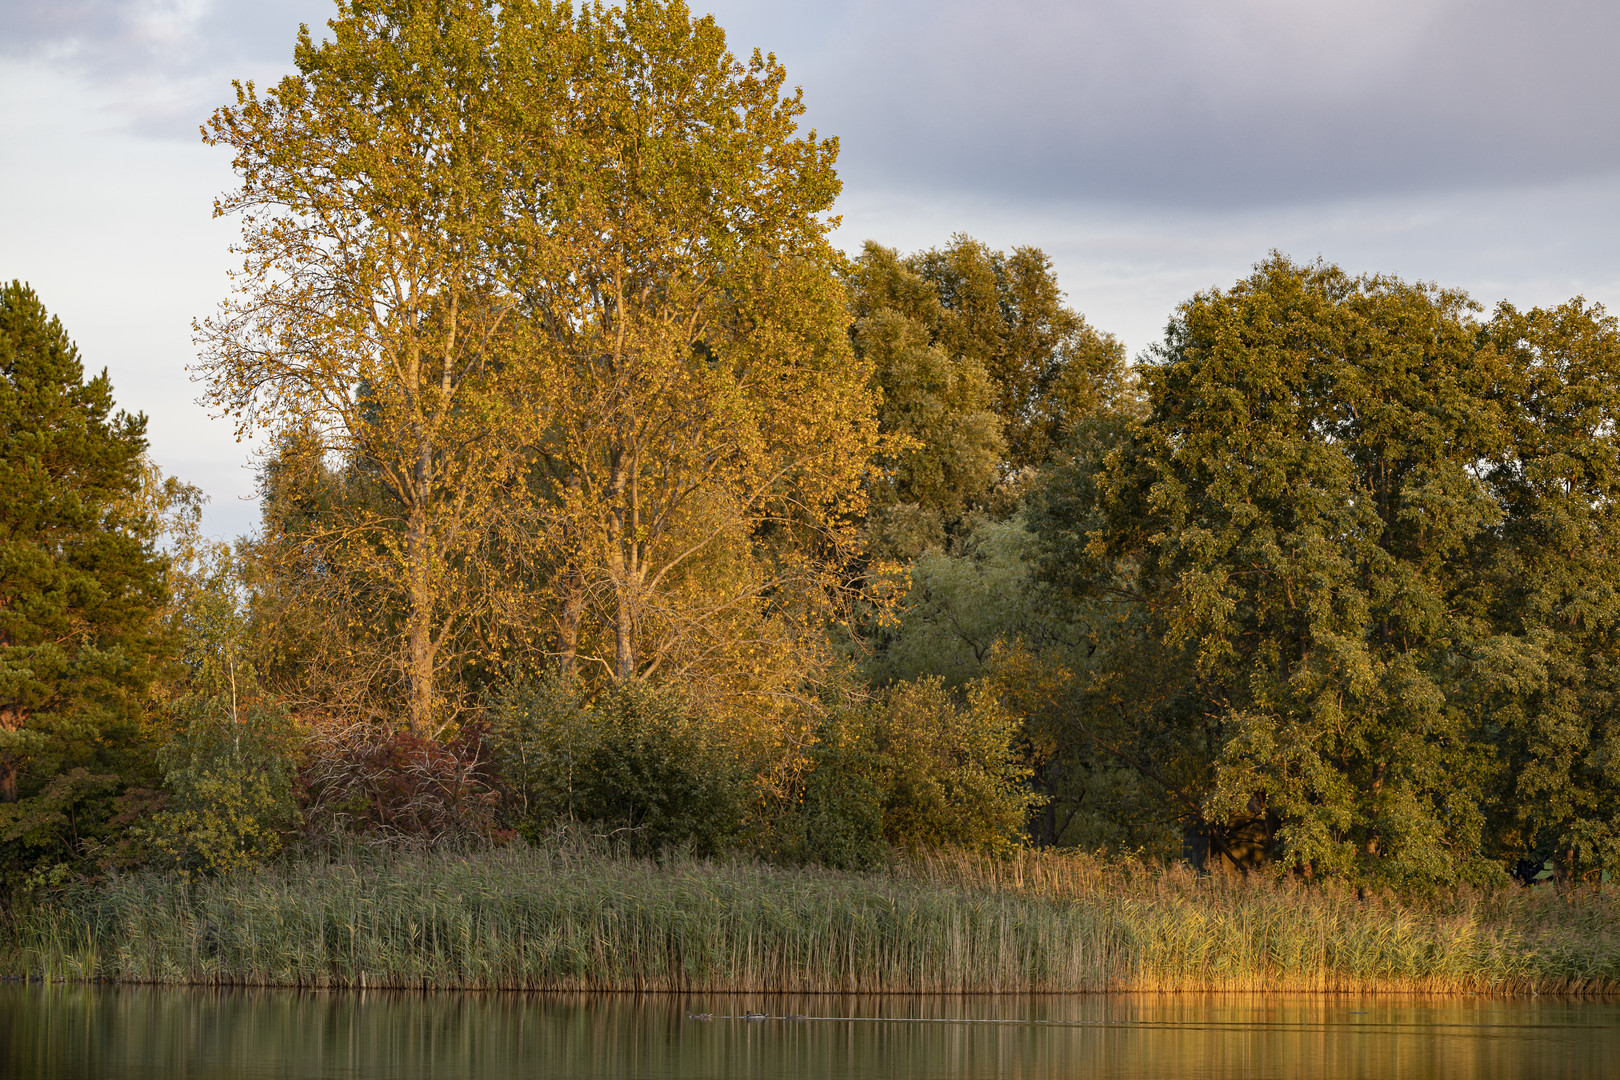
196 0 546 734
197 0 879 736
507 2 877 703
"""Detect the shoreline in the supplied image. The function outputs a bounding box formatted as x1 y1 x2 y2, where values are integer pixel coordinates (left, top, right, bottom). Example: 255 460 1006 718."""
3 978 1620 999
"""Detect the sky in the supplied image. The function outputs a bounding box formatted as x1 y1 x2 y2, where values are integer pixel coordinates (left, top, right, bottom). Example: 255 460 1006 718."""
4 0 1619 539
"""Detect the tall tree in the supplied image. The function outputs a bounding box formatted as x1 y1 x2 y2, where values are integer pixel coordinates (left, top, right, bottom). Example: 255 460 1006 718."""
846 236 1125 560
1037 256 1512 885
909 236 1126 471
1475 298 1620 879
502 0 878 702
847 242 1003 556
0 282 167 881
199 1 879 736
196 0 540 735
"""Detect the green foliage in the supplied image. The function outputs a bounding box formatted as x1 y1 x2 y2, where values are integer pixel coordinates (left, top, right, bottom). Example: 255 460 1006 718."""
846 236 1124 559
871 678 1040 852
866 471 1175 855
1038 256 1504 885
0 281 168 894
794 710 886 870
849 242 1004 547
1032 254 1620 887
488 675 746 856
135 524 298 876
790 677 1039 867
143 700 298 878
484 672 592 834
868 513 1081 689
1472 298 1620 878
908 236 1128 470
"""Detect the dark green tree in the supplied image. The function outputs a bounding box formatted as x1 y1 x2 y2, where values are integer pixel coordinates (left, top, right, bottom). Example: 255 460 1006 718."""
487 673 746 856
1474 298 1620 881
0 281 168 887
847 236 1125 559
1036 256 1511 886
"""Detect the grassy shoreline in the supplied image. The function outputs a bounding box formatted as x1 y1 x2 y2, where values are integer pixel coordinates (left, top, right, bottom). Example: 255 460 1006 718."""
11 844 1619 994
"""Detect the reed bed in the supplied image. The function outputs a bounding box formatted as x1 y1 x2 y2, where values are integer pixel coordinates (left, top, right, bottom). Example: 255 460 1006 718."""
15 842 1619 993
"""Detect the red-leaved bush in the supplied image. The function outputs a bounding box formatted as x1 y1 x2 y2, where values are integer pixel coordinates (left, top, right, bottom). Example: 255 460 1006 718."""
295 721 507 848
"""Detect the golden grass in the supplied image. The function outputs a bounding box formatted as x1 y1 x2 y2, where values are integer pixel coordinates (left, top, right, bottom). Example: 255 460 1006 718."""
14 842 1619 993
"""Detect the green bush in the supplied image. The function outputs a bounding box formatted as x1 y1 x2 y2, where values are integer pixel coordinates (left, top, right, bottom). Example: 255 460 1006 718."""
873 677 1040 852
797 712 886 870
791 677 1041 867
487 675 746 856
143 698 298 877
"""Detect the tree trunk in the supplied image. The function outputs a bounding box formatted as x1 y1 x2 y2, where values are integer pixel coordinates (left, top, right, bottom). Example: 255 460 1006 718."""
1182 821 1211 872
0 707 23 802
555 474 588 676
556 565 586 675
614 579 636 679
405 500 436 736
607 448 637 680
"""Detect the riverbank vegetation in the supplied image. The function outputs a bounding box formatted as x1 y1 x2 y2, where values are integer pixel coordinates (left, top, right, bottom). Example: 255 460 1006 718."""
5 0 1620 989
17 839 1619 993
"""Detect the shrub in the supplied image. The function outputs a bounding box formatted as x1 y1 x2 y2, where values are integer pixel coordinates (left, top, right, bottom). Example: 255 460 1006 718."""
791 677 1040 867
487 674 747 856
296 722 502 849
144 698 298 876
796 711 885 870
874 677 1040 852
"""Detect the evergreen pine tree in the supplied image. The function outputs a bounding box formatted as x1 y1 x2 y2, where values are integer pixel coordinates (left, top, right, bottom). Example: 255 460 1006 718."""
0 281 167 885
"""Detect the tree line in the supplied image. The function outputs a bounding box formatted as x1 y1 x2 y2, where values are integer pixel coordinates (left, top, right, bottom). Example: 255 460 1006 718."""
2 0 1617 897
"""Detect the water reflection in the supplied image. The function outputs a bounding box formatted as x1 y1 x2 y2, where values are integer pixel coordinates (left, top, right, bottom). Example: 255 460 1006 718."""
1 985 1614 1079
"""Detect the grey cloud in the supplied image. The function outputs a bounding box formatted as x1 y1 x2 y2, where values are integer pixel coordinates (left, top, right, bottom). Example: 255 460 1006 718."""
3 0 140 57
12 0 1618 203
714 0 1620 208
1 0 325 136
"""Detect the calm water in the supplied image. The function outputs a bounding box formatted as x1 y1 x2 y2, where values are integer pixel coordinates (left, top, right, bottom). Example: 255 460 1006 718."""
1 985 1615 1079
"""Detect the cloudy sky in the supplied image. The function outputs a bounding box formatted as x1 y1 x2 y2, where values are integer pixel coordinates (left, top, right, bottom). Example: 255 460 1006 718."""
4 0 1618 538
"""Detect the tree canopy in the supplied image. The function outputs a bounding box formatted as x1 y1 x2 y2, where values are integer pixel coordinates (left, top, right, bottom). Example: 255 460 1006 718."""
1032 255 1620 884
199 0 879 741
847 236 1125 561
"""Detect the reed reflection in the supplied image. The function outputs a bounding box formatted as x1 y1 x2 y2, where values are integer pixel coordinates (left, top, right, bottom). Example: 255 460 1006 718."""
1 986 1615 1080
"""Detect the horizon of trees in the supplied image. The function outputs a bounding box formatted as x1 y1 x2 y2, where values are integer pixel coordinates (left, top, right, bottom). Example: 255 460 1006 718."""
2 0 1617 896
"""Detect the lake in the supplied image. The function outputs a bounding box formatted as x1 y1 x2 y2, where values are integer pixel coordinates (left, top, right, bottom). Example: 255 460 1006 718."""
1 984 1614 1078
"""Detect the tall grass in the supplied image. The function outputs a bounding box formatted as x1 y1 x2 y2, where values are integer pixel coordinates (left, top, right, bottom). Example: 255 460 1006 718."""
15 841 1619 993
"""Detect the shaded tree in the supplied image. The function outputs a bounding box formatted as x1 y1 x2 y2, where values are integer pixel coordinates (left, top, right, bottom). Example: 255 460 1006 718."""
1474 298 1620 880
